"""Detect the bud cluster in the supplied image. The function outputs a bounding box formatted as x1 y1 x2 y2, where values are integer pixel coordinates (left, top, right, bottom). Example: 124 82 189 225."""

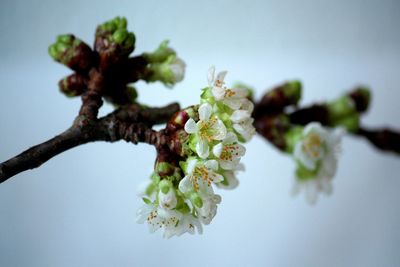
136 67 255 238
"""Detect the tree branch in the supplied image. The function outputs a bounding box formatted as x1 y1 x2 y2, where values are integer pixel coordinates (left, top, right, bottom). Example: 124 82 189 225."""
0 103 180 184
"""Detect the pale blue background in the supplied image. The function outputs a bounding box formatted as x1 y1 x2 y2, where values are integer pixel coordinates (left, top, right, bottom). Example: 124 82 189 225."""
1 0 400 266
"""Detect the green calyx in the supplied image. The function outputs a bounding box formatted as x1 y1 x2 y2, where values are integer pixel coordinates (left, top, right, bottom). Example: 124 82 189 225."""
159 180 172 194
284 126 303 154
295 162 319 181
190 192 203 208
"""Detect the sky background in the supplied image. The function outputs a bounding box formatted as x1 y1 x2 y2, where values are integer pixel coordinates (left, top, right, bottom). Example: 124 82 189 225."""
0 0 400 266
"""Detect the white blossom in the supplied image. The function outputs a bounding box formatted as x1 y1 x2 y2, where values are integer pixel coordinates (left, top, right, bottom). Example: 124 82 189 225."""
179 158 224 193
292 122 344 204
213 132 246 170
207 66 249 110
184 103 227 158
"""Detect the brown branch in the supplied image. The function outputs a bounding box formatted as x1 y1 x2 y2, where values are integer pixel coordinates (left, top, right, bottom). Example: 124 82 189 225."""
0 103 180 184
356 127 400 154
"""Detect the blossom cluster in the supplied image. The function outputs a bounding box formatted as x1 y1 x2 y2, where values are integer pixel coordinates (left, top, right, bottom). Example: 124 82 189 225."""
136 66 255 238
290 122 344 204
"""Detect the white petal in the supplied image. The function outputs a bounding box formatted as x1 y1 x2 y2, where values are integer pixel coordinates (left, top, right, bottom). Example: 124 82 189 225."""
294 142 317 171
224 98 242 110
215 71 227 85
240 99 254 113
207 66 215 87
305 182 318 205
220 158 241 170
205 159 219 170
231 110 251 123
212 119 227 140
231 87 248 98
184 118 197 134
198 103 212 121
196 138 209 159
186 158 198 174
212 86 226 100
178 176 192 193
212 173 224 183
212 142 223 158
223 132 238 144
136 204 153 224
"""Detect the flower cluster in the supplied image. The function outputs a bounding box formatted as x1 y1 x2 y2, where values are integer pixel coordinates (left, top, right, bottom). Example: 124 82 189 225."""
136 66 255 238
290 122 344 204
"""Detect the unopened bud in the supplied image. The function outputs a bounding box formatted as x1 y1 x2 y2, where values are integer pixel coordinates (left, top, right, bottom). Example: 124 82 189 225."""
48 34 94 72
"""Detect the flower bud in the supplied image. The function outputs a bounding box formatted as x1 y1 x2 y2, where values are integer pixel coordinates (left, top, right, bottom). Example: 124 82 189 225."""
48 34 94 72
255 80 302 116
143 40 176 63
327 96 356 120
95 17 136 69
145 55 186 87
58 73 87 97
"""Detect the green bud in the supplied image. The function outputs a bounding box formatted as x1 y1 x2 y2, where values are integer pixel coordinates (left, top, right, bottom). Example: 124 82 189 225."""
327 96 356 120
190 192 203 208
333 113 359 133
112 28 128 44
284 80 302 103
57 34 73 43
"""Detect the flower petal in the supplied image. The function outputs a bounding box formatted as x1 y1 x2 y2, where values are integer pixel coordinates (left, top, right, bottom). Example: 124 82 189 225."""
178 176 192 193
198 103 212 121
207 66 215 87
196 138 209 159
184 118 197 134
205 159 219 170
231 110 251 123
211 119 227 140
212 142 223 158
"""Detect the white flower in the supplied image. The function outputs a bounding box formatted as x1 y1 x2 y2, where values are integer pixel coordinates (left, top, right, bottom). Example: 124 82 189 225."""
196 192 221 225
179 158 224 193
231 113 256 142
292 122 344 204
158 188 177 210
207 66 248 110
213 132 246 170
175 213 203 236
184 103 227 158
136 204 182 238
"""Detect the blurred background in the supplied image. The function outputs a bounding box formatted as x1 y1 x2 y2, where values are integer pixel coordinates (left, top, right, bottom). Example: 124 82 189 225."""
1 0 400 266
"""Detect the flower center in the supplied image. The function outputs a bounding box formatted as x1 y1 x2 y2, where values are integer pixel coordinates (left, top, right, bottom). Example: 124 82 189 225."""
198 118 218 142
220 144 238 161
224 89 236 98
302 133 324 159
